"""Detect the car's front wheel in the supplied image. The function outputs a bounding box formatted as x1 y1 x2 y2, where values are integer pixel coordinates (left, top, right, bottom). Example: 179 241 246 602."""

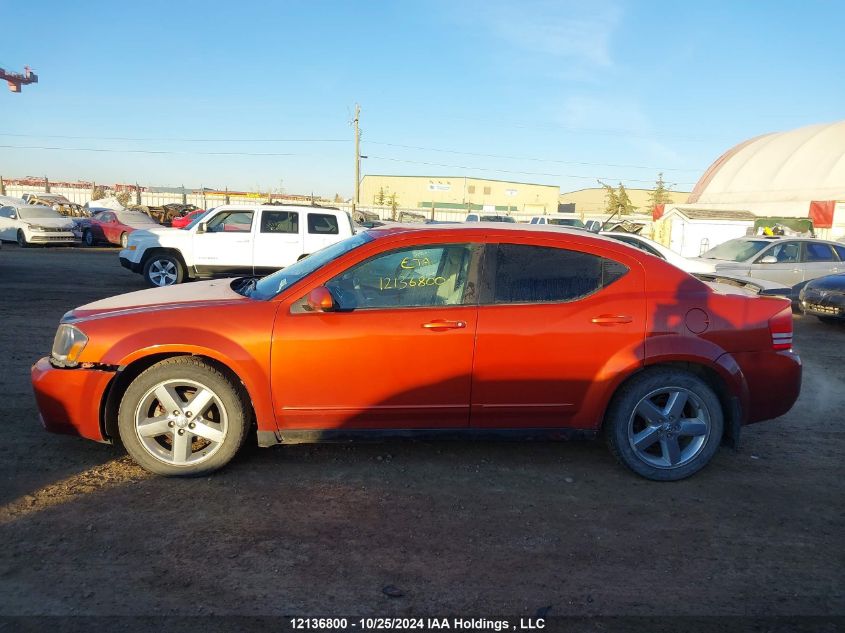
143 253 185 287
83 229 95 247
117 357 250 476
120 232 129 248
16 229 29 248
605 369 723 481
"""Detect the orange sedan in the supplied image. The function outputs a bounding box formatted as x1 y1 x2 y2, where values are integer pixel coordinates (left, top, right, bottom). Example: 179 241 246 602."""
32 224 801 480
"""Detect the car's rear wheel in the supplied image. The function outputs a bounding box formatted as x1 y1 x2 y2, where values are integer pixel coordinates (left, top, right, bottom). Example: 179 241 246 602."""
143 253 185 287
117 357 249 476
605 369 723 481
83 229 95 247
120 232 129 248
16 229 29 248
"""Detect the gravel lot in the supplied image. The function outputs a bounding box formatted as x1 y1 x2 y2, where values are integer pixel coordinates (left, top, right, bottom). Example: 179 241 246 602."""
0 244 842 626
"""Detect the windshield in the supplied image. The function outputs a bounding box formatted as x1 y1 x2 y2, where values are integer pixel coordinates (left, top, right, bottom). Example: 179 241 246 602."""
18 206 64 220
184 207 216 230
701 239 770 262
480 215 516 222
250 232 373 299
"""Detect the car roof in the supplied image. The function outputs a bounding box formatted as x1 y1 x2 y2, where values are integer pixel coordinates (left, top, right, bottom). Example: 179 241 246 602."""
367 221 621 242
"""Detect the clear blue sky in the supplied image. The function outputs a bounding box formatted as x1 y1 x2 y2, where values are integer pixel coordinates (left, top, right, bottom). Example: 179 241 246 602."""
2 0 844 197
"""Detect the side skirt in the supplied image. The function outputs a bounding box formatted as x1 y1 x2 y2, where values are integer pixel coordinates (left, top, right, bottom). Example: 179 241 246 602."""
257 427 598 447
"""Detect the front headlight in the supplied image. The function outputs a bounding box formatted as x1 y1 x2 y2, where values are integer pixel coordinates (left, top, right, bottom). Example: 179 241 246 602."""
29 225 45 231
51 324 89 367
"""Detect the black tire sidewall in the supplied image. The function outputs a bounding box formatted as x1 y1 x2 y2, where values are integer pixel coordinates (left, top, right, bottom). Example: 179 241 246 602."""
117 358 248 476
16 230 27 248
605 370 724 481
83 229 94 247
143 254 184 287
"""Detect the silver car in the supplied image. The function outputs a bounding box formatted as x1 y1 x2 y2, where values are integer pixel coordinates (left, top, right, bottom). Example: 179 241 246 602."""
692 237 845 295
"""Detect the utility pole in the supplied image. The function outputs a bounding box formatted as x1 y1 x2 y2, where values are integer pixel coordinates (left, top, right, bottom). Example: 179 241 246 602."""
353 103 361 215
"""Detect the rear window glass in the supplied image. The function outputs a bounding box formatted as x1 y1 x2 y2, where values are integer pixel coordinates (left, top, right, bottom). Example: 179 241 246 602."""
493 244 628 304
262 211 298 234
834 244 845 261
804 242 835 262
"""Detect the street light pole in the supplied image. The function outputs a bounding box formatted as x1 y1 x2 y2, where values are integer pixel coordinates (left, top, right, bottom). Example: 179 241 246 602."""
353 104 361 215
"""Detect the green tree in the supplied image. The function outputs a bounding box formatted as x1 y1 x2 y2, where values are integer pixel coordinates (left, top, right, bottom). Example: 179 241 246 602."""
374 187 386 206
646 172 674 210
600 181 619 216
616 183 636 215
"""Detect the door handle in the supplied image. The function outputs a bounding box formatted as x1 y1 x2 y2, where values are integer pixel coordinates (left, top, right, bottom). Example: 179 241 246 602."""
591 314 633 326
422 319 466 330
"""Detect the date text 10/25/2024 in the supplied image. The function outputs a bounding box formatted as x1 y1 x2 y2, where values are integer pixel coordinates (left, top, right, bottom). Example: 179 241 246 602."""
289 618 546 631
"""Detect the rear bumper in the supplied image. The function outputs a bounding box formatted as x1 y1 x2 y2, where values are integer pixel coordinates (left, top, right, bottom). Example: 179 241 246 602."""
31 357 115 442
731 349 802 424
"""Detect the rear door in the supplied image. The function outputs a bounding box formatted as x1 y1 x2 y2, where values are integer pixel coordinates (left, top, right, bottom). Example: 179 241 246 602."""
192 208 255 275
471 241 646 428
253 209 303 273
801 242 840 282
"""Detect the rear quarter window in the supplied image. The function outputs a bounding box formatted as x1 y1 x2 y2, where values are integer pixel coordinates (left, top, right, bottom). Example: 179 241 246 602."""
492 244 628 304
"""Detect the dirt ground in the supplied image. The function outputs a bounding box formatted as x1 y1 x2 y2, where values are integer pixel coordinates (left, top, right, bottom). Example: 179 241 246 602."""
0 245 842 626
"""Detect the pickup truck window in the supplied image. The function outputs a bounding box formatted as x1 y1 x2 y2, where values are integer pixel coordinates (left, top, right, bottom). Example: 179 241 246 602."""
308 213 339 235
262 211 298 234
207 211 253 233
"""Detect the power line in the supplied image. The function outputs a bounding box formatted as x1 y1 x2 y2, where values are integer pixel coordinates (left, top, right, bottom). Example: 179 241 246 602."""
365 155 698 186
366 141 703 172
0 144 302 157
0 133 347 143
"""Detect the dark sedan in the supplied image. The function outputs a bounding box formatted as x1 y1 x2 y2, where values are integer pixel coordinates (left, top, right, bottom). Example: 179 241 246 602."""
799 273 845 324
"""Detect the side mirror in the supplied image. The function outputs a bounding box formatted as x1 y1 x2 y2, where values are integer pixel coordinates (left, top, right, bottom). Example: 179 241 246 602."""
760 256 778 264
306 287 335 312
196 222 207 234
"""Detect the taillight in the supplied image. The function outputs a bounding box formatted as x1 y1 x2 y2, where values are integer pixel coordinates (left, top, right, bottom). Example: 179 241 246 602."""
769 305 793 350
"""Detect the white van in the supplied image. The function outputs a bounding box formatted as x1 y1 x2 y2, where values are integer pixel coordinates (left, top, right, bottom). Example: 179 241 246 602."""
119 205 354 286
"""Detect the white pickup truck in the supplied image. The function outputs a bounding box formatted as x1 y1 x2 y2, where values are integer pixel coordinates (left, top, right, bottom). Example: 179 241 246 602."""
119 205 355 286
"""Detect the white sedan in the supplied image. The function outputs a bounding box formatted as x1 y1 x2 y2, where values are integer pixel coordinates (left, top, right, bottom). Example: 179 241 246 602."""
600 231 713 274
0 203 78 247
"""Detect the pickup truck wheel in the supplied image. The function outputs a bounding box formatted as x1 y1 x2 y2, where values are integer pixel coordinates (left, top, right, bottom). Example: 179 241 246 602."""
605 369 723 481
120 232 129 248
83 229 95 247
16 229 29 248
118 357 249 476
143 254 184 287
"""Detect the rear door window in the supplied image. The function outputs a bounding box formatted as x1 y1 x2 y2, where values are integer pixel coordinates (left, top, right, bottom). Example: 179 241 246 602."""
490 244 628 304
834 244 845 261
261 210 299 234
308 213 339 235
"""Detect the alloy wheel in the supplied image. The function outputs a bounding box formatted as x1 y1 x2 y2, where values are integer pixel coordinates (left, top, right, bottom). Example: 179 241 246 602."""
148 259 178 286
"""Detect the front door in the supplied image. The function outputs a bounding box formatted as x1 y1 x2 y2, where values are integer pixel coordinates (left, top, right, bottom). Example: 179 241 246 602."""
271 242 482 430
747 240 803 288
192 209 255 275
471 242 646 428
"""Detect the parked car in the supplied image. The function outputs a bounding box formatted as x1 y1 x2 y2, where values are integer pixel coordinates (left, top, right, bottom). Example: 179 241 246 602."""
0 203 78 246
691 237 845 297
601 232 715 274
75 209 162 247
466 213 516 222
34 224 801 480
530 214 586 229
171 208 206 229
799 273 845 324
119 204 355 287
22 193 86 217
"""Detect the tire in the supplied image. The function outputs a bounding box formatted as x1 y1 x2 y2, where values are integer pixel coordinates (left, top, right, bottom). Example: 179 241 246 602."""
605 369 723 481
117 357 250 476
16 229 29 248
143 253 185 287
120 232 129 248
83 229 95 247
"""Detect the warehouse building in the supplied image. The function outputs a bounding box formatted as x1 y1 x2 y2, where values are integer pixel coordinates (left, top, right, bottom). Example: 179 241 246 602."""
664 119 845 240
558 187 689 214
359 175 560 215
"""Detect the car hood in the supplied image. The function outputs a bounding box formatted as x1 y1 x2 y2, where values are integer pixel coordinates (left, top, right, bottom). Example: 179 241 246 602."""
68 279 249 321
23 218 75 230
804 273 845 292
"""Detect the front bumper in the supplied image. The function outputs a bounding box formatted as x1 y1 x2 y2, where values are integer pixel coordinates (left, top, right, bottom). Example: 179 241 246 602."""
31 357 116 442
799 289 845 319
119 256 143 273
28 233 79 244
